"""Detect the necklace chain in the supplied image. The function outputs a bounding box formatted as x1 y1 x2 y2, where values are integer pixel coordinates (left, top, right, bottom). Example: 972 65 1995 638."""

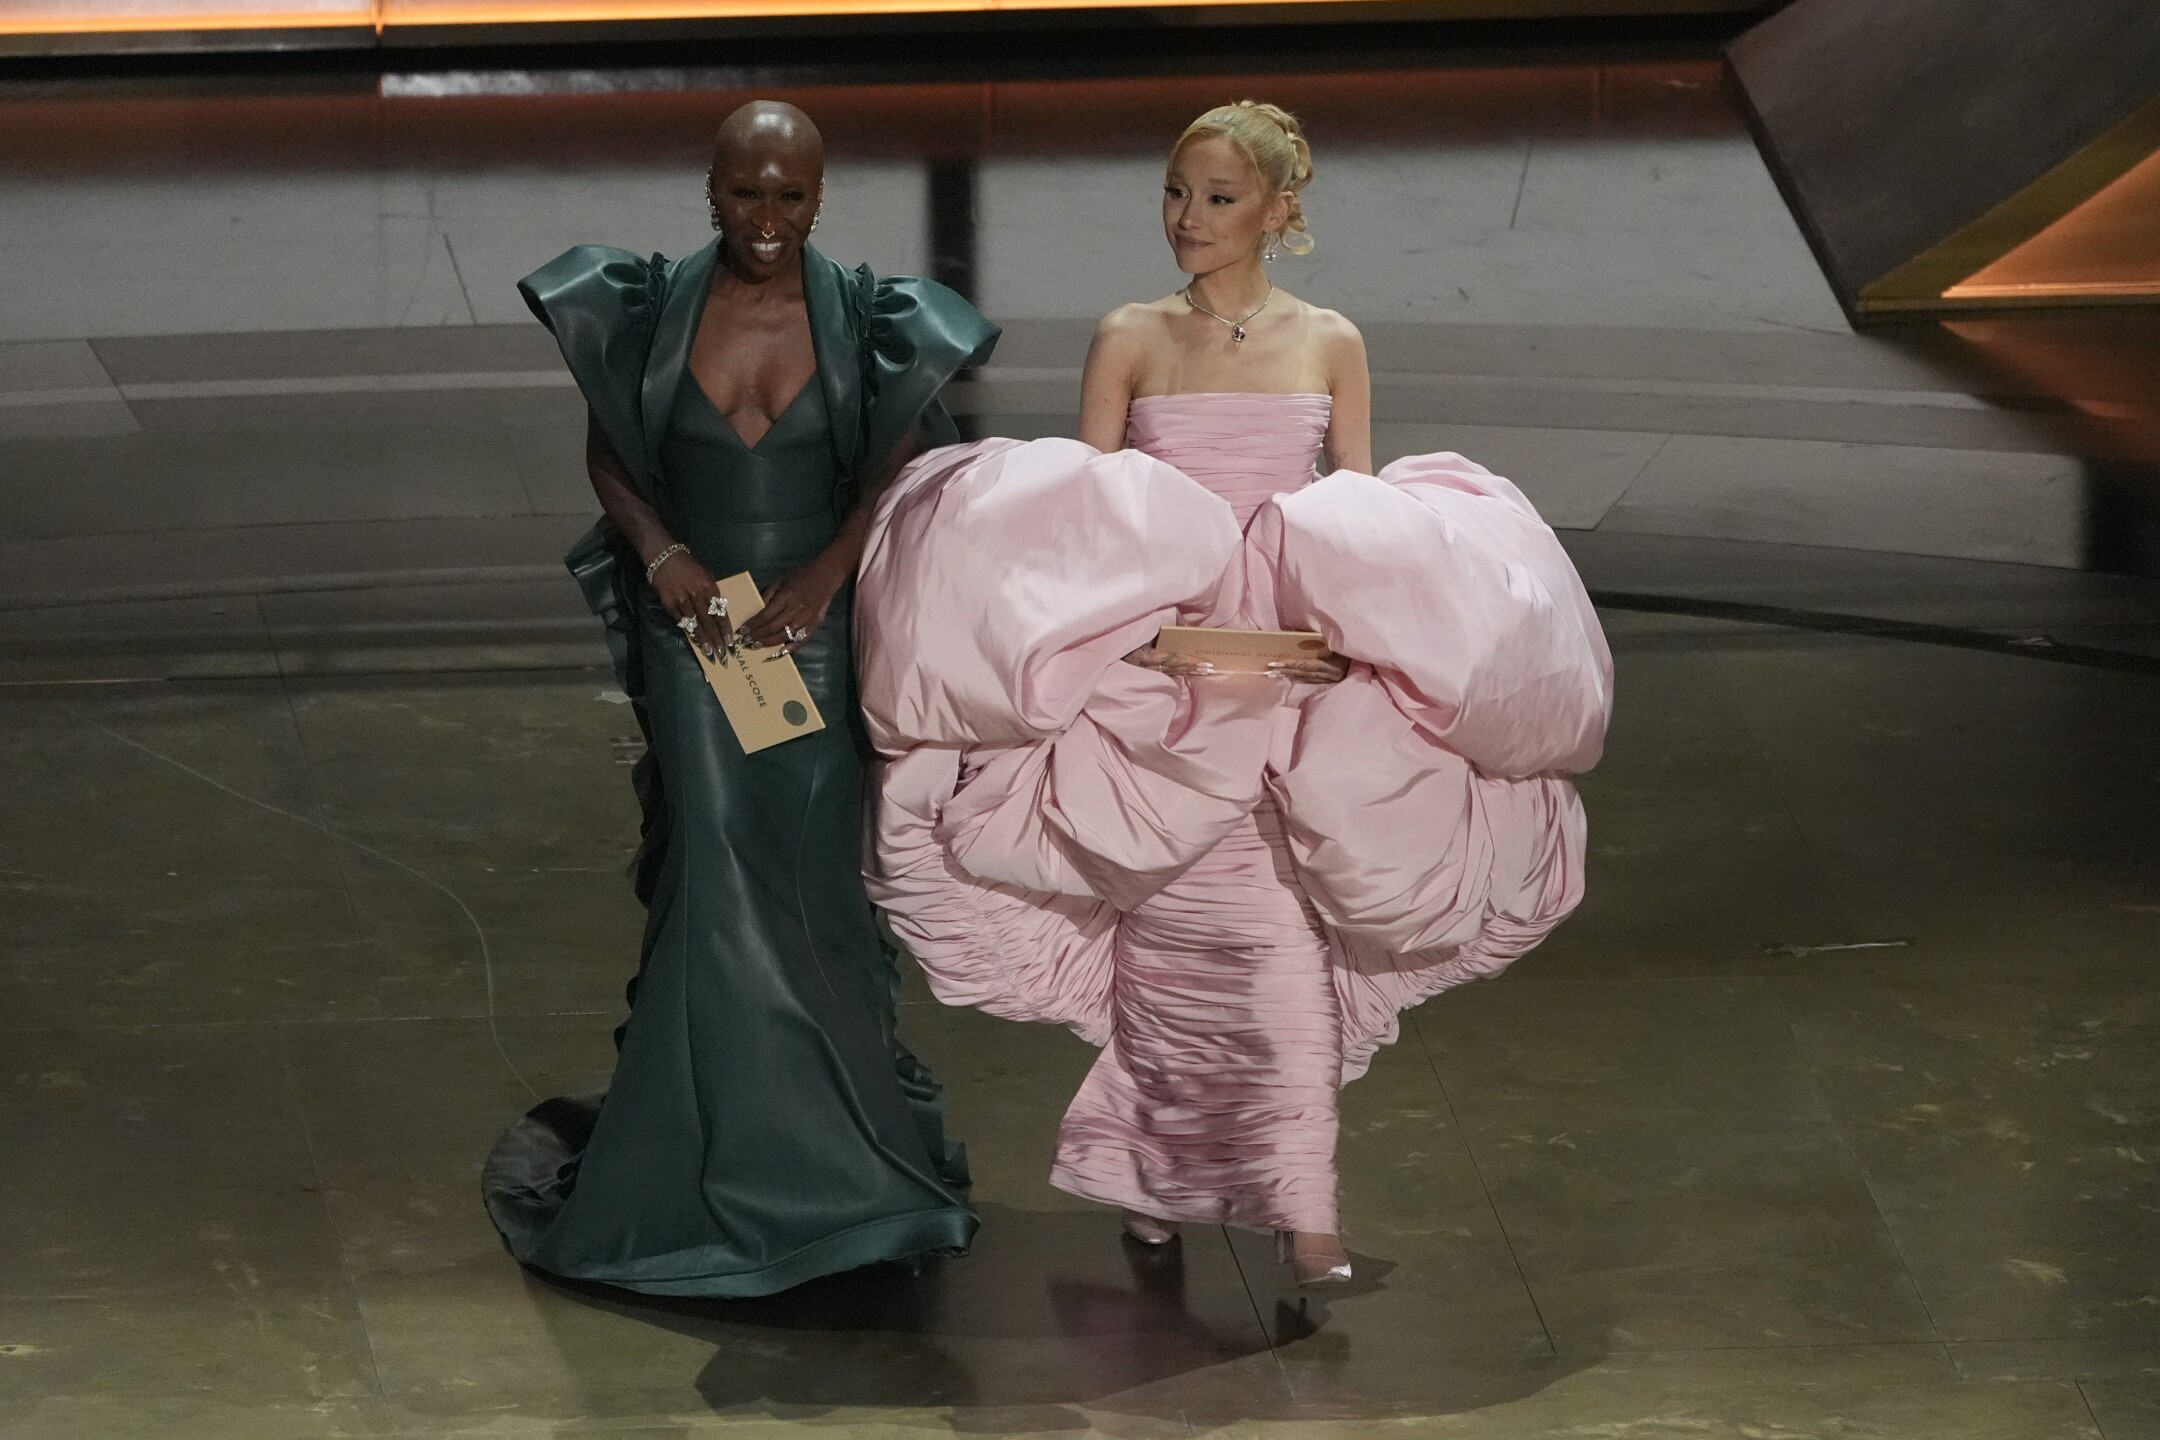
1182 284 1274 346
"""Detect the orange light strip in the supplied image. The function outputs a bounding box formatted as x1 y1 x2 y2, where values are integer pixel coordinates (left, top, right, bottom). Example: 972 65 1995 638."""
1943 144 2160 303
3 6 364 32
0 0 1432 31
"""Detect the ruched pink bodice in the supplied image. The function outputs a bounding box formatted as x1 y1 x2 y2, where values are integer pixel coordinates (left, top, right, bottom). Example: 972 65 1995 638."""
1125 392 1330 524
856 394 1612 1235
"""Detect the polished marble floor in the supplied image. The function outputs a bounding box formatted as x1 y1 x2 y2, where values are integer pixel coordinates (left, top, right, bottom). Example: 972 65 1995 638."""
5 35 2160 1440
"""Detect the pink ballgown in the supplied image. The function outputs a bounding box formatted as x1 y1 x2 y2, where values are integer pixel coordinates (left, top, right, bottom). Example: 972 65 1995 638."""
856 392 1612 1236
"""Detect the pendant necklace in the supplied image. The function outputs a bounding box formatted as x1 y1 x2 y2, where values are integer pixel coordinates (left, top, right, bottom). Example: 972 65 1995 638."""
1182 284 1274 346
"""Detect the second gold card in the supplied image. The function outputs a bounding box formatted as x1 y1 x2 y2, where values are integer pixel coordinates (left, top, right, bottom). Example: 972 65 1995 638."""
689 572 827 754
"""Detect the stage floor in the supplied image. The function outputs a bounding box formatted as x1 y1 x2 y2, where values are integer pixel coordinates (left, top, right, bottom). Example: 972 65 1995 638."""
4 37 2159 1440
8 547 2160 1440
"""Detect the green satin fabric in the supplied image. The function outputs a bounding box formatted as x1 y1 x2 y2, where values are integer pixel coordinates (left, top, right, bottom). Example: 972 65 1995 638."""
515 237 994 499
484 243 997 1297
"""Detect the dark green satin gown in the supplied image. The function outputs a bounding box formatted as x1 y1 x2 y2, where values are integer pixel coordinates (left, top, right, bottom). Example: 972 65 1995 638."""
482 238 997 1297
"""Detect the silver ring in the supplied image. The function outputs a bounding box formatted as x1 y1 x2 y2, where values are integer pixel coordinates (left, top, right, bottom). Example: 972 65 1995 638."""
706 596 729 619
784 625 807 645
676 616 699 637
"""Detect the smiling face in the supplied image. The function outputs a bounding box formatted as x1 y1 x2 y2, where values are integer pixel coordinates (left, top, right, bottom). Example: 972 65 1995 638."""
707 105 824 281
1162 134 1291 277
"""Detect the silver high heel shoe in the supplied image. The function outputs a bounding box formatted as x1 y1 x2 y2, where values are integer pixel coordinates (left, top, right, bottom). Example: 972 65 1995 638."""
1276 1230 1352 1288
1122 1210 1181 1246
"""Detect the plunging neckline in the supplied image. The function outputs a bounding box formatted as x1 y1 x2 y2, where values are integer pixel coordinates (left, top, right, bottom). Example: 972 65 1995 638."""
689 370 816 454
682 254 822 455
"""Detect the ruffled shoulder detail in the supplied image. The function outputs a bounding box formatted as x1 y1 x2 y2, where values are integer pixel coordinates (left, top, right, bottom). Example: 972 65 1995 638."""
856 271 1000 479
519 244 667 492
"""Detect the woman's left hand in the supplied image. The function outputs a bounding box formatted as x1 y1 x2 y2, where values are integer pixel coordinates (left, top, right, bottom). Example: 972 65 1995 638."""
1267 655 1351 684
739 558 847 655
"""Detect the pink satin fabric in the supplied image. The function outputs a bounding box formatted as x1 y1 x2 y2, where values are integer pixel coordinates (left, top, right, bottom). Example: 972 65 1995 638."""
858 392 1613 1234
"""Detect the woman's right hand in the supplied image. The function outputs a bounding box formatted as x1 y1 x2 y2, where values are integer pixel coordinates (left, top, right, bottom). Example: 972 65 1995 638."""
1122 643 1215 678
649 546 734 658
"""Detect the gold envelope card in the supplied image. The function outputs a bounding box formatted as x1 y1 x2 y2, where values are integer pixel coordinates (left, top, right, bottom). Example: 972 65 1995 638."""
1155 625 1337 673
688 572 827 754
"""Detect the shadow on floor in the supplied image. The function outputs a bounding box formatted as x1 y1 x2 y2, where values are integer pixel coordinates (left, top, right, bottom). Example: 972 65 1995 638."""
525 1203 1590 1428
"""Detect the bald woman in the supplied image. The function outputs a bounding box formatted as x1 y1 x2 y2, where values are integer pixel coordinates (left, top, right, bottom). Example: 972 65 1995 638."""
483 102 998 1296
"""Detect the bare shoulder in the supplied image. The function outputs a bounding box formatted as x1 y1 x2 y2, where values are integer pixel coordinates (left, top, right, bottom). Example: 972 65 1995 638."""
1094 299 1178 346
1087 300 1177 381
1300 302 1366 357
1298 303 1367 394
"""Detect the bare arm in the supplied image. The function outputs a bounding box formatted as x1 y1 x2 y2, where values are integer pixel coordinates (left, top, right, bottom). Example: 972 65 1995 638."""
1077 310 1142 454
588 411 730 657
1321 316 1373 475
586 410 670 564
1078 309 1213 677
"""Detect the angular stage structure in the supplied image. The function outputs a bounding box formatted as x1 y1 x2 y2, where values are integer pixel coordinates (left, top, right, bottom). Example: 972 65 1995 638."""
1726 0 2160 324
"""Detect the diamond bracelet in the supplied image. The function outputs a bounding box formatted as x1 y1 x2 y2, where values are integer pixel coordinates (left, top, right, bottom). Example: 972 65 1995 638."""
645 543 689 583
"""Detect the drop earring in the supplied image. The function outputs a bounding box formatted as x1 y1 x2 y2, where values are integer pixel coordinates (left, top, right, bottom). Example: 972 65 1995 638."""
811 206 822 232
1262 232 1280 264
707 192 723 232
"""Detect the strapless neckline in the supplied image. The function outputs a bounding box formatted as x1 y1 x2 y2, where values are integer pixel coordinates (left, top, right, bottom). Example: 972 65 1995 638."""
1130 392 1332 405
1122 392 1333 526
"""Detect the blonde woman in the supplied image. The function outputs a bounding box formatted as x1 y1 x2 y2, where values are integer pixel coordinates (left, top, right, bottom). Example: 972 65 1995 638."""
858 102 1611 1287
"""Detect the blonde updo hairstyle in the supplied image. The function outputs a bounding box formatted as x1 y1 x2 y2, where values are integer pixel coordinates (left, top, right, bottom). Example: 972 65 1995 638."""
1174 100 1316 255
